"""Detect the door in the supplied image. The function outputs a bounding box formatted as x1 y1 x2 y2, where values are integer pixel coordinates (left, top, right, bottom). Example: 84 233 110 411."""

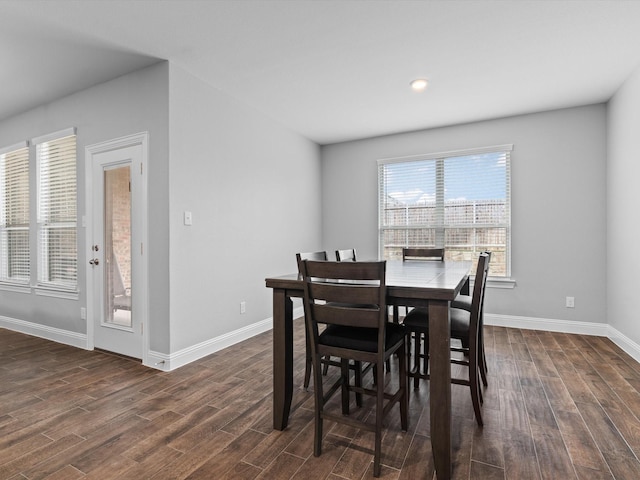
86 134 148 360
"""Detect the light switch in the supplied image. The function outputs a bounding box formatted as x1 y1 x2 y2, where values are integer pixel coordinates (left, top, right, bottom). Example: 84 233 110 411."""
184 211 193 226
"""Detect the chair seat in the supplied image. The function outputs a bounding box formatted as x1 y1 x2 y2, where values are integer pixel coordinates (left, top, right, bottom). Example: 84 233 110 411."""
401 307 428 329
320 323 405 353
451 294 471 311
402 307 470 339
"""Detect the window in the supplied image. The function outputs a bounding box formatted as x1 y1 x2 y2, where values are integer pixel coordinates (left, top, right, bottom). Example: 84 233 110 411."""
0 142 30 284
378 145 512 277
36 129 77 290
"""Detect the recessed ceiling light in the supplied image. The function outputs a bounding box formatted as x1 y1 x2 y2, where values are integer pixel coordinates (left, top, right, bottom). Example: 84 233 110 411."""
410 78 428 92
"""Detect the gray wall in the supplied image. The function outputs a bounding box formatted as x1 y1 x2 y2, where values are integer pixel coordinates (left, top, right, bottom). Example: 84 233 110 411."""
2 59 624 360
607 64 640 346
0 62 170 343
0 61 322 358
167 65 321 353
321 105 607 324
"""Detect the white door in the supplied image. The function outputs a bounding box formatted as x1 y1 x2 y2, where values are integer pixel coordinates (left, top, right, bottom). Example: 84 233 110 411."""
86 134 148 360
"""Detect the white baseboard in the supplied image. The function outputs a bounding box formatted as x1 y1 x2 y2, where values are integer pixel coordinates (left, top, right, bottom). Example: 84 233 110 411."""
606 326 640 364
485 313 609 336
4 308 640 371
0 315 88 349
146 316 276 371
485 313 640 364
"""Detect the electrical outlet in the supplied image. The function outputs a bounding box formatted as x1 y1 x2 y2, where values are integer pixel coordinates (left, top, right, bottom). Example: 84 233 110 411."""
566 296 575 308
80 307 86 319
240 301 246 314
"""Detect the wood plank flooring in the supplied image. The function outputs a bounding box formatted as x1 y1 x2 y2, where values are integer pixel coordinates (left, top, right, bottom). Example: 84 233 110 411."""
2 321 640 479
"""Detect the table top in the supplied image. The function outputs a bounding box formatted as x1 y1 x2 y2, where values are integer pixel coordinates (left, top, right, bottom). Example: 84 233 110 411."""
266 259 471 302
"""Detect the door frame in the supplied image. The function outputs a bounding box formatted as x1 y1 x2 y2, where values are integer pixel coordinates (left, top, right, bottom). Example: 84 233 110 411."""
85 132 149 364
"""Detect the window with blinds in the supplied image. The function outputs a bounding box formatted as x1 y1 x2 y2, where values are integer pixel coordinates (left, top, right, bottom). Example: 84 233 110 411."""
378 145 512 277
36 131 77 289
0 143 30 284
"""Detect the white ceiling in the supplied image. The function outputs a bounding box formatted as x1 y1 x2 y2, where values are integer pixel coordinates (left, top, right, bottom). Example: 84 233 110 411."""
2 0 640 145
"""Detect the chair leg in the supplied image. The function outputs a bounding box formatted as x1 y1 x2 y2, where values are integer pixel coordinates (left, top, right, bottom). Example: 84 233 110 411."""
398 342 408 432
322 356 330 375
312 353 324 457
354 360 363 407
304 327 312 390
479 328 488 387
470 375 483 426
405 333 412 391
479 347 488 387
304 360 312 390
374 357 385 477
413 332 422 390
468 338 483 427
424 333 430 377
341 359 350 415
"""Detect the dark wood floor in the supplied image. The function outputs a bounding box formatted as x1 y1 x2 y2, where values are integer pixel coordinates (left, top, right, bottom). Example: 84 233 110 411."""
2 320 640 479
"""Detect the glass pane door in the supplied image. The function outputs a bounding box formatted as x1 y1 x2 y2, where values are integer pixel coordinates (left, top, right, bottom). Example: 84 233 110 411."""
104 165 132 328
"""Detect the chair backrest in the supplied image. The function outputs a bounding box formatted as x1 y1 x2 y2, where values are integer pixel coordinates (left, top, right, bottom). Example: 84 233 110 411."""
402 247 444 261
296 251 328 272
480 250 492 278
300 260 387 352
477 251 491 317
470 252 491 331
335 248 357 262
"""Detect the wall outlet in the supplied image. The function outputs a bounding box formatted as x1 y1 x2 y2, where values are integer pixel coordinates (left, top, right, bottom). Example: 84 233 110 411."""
565 296 575 308
240 301 246 314
80 307 86 319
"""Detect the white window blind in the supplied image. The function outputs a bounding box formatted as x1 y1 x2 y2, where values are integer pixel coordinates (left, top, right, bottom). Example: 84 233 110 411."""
0 143 30 284
378 145 512 277
36 131 77 289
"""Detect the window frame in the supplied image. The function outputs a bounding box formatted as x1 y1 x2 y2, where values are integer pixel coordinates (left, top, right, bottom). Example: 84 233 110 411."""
0 141 30 286
34 127 78 293
377 144 513 280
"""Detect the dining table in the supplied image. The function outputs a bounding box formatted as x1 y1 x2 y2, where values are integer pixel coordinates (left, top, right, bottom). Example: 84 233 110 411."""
265 259 471 480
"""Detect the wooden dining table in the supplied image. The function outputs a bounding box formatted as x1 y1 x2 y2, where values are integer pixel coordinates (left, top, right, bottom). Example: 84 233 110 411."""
265 259 471 480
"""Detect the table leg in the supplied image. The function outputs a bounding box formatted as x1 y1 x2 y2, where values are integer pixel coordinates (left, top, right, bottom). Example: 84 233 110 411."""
273 288 293 430
429 299 452 480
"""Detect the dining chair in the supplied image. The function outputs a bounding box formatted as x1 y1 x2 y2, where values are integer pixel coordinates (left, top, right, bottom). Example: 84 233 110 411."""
402 252 490 426
296 251 366 390
296 251 328 390
387 247 446 372
300 259 408 477
392 247 445 323
335 248 357 261
451 251 492 386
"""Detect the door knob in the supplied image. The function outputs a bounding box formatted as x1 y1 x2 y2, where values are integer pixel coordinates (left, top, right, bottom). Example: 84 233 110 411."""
89 258 100 265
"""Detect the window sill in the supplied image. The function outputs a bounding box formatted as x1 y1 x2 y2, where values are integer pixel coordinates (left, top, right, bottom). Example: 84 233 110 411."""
0 282 31 294
34 286 79 300
487 277 516 289
468 276 516 290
